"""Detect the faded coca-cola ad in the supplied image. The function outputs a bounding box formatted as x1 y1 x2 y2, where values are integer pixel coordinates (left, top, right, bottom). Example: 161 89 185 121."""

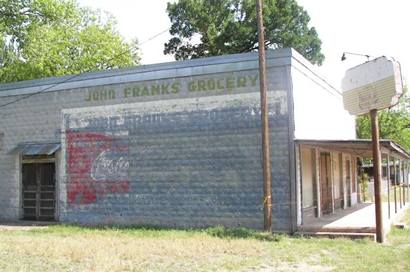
66 131 129 205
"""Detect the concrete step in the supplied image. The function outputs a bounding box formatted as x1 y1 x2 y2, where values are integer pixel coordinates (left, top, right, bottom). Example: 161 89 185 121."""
0 220 58 226
298 226 376 234
295 231 376 241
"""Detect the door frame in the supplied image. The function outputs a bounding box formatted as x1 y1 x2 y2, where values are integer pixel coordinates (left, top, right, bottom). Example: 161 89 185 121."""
345 158 352 207
319 152 332 215
20 155 58 221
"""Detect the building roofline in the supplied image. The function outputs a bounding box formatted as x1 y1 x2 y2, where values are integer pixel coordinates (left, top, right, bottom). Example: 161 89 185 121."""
0 48 293 94
0 48 337 98
289 49 342 96
295 138 410 159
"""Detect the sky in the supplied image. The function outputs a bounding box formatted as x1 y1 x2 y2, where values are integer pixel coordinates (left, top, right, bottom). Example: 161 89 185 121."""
77 0 410 89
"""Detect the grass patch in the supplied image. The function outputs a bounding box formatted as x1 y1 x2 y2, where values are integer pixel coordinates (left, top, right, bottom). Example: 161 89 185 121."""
0 209 409 271
205 225 281 241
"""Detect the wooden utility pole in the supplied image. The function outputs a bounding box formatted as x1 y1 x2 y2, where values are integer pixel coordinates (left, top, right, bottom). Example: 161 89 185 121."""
256 0 272 232
370 109 384 243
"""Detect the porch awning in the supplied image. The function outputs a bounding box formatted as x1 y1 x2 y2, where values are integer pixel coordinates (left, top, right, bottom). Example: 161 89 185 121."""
10 142 61 156
296 139 410 160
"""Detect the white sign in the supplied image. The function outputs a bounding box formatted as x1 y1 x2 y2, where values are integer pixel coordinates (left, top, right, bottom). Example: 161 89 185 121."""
342 56 403 116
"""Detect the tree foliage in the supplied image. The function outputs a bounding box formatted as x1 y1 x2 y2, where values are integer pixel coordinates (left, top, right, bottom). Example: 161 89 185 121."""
0 0 140 83
164 0 324 65
356 90 410 150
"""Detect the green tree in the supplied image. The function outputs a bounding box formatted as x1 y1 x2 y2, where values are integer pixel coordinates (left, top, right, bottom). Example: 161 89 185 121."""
164 0 324 65
0 0 140 83
356 90 410 149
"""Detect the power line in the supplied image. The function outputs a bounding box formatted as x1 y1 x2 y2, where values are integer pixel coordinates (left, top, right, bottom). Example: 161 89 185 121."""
139 28 170 46
0 28 170 109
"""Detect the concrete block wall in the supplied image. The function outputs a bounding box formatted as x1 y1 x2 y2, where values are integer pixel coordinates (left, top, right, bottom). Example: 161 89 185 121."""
61 92 291 230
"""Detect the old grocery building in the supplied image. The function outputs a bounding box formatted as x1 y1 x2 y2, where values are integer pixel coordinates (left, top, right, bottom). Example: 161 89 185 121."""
0 48 409 233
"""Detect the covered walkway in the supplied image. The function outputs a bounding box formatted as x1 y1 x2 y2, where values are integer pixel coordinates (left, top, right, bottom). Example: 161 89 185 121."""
296 139 410 239
299 201 409 234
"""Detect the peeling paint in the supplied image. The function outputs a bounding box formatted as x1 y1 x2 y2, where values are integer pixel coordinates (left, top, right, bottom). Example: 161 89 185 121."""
91 150 129 182
66 131 129 205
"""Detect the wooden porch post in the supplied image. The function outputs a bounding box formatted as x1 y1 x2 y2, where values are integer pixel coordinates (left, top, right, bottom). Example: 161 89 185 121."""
394 158 397 214
406 162 408 203
404 162 406 205
386 154 391 219
407 162 410 203
399 159 403 209
407 161 410 203
339 153 345 209
314 148 321 218
356 157 361 203
296 144 303 226
330 153 335 213
348 155 357 206
352 155 358 202
344 155 351 207
406 161 409 203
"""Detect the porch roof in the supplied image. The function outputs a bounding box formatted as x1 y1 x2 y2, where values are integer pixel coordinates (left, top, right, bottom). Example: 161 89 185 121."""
296 139 410 160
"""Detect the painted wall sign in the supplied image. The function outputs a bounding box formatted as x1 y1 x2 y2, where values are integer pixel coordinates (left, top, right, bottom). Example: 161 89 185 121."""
66 131 129 205
342 56 403 115
84 74 259 102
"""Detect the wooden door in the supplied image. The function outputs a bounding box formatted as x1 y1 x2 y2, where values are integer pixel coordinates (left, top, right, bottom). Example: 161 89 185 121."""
22 163 56 221
320 152 332 214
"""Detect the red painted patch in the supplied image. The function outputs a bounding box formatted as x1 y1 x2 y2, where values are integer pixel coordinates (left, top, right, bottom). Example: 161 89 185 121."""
66 131 129 205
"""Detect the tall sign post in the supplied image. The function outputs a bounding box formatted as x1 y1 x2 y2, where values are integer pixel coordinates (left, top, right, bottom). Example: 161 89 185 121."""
256 0 272 232
369 108 383 242
342 57 403 243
